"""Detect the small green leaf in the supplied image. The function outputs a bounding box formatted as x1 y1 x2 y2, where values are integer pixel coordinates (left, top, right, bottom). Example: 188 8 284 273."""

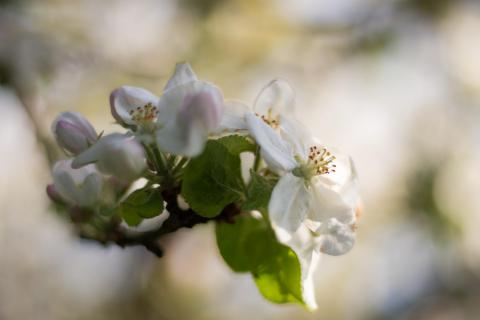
216 134 256 154
118 187 164 226
242 171 275 213
181 137 249 218
216 215 304 305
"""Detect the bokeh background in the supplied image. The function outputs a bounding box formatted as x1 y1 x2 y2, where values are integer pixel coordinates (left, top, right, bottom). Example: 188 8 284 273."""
2 0 480 319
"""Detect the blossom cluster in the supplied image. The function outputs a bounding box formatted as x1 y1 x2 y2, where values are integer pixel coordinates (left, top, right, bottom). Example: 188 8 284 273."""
47 63 359 309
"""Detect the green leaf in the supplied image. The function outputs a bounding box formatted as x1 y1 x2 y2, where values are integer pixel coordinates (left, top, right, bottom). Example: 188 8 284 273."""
216 215 304 305
216 134 256 154
181 137 250 218
251 228 303 305
242 171 275 213
118 187 164 226
215 215 263 272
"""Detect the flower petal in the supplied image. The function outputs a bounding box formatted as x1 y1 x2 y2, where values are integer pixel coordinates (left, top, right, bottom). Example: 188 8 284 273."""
215 100 249 133
77 173 103 207
317 218 356 256
73 133 146 182
280 224 320 310
164 62 198 92
156 81 224 156
245 113 297 172
269 173 310 240
110 86 159 126
299 248 320 310
279 116 313 161
52 159 101 207
254 79 295 117
308 181 356 225
156 122 206 157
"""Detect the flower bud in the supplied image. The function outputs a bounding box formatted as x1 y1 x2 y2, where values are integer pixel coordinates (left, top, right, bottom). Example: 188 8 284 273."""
46 184 64 204
52 159 103 208
52 112 98 155
72 133 146 182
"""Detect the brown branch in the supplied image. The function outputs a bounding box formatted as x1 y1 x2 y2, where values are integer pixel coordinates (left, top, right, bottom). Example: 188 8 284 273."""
80 187 241 257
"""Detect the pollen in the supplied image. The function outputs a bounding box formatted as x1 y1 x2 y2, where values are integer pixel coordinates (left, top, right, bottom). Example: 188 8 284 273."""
256 108 280 129
129 102 159 124
307 146 336 175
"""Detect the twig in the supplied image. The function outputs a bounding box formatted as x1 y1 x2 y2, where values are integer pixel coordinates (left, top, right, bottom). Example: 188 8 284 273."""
80 186 241 257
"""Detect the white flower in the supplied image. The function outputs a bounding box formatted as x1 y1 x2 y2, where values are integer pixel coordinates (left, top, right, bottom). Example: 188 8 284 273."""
72 133 146 182
110 85 160 133
217 79 295 133
52 159 103 208
109 63 224 156
51 111 98 155
246 113 359 309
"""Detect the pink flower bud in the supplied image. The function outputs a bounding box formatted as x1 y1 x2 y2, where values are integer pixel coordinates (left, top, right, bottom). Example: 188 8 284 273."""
52 112 97 155
46 184 64 204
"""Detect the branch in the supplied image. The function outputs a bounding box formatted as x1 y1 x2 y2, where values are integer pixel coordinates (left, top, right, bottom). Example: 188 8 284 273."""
80 186 241 257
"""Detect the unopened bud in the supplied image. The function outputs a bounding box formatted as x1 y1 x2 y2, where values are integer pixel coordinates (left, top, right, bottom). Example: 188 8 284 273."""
52 112 97 155
72 133 146 182
52 159 103 208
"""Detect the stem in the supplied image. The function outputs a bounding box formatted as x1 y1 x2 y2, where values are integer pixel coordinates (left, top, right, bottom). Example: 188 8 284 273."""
253 145 262 172
79 186 242 257
152 144 168 175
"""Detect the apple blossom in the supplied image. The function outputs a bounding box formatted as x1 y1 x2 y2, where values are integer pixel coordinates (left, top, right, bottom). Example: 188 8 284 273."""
217 79 295 133
51 159 103 208
51 111 98 155
72 133 146 182
110 63 224 156
246 112 358 309
246 113 358 252
45 63 360 310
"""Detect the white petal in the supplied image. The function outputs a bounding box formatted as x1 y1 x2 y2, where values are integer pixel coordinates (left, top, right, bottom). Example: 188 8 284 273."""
158 81 224 126
281 224 320 310
254 79 295 117
245 113 297 172
317 218 356 256
77 173 103 207
73 133 146 182
278 116 312 161
269 173 310 240
176 82 224 131
316 151 357 192
299 249 320 310
308 181 356 225
156 81 224 156
53 169 77 205
164 62 198 92
52 159 101 207
110 86 159 126
156 122 206 157
215 100 249 133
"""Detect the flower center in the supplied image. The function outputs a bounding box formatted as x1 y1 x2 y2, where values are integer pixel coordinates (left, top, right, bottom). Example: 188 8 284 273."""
129 102 158 126
307 146 336 176
256 108 279 129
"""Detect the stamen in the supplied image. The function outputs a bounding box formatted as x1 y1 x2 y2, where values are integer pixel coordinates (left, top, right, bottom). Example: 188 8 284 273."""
307 145 336 176
130 102 158 125
255 108 280 129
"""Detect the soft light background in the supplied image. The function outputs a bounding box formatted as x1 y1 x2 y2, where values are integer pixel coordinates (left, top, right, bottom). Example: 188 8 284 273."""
1 0 480 319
